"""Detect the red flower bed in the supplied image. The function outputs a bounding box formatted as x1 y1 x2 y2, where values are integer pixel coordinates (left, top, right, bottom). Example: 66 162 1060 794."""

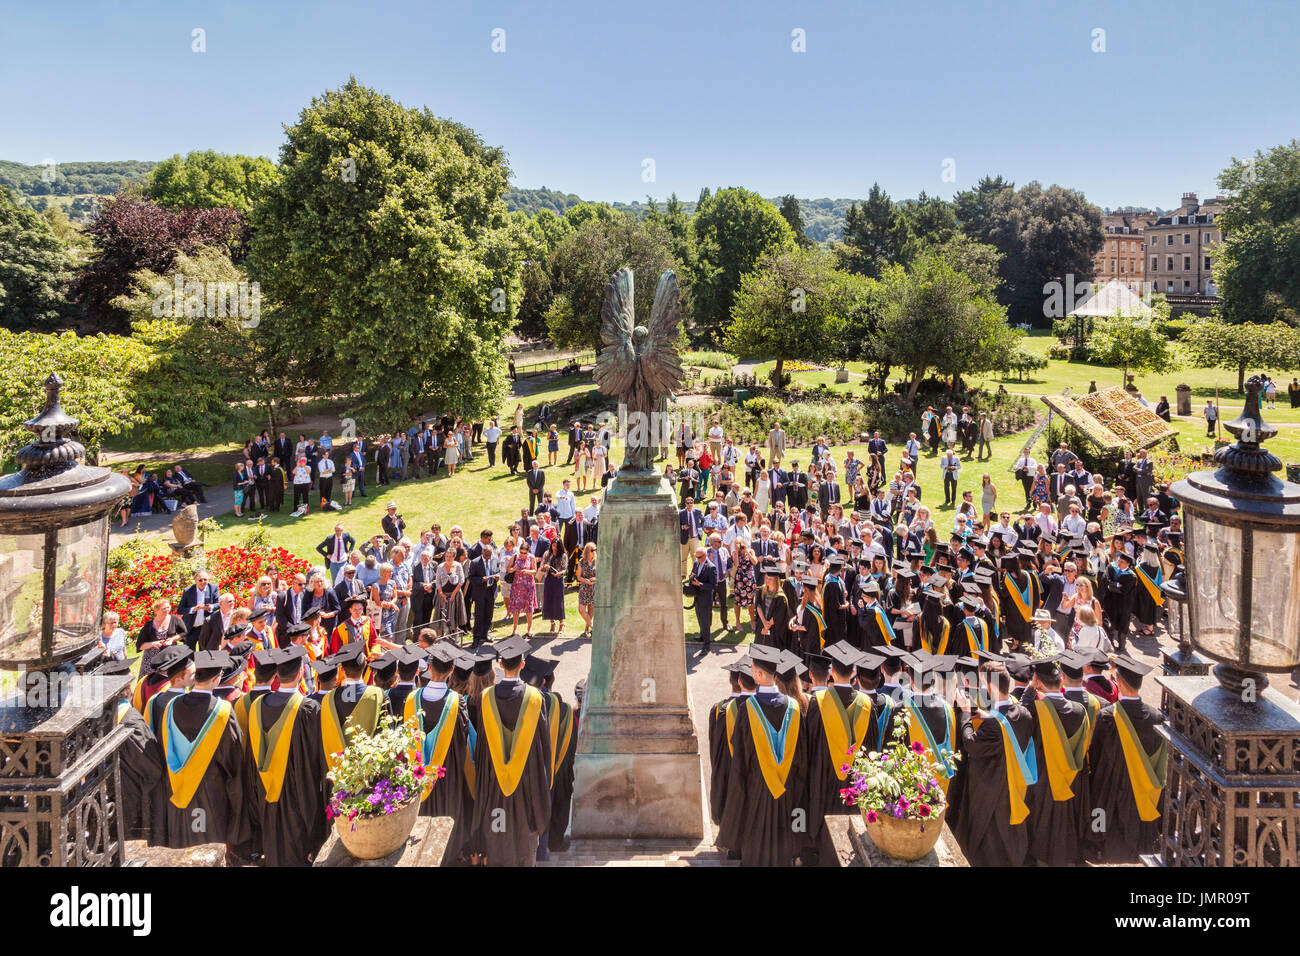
105 545 313 632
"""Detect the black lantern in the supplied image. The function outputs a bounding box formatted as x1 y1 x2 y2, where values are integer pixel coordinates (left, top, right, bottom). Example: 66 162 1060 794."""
1157 377 1300 868
1171 376 1300 693
0 372 133 866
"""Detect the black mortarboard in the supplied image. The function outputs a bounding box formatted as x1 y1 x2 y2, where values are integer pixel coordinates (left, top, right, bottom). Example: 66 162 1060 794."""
342 596 367 611
1000 556 1020 570
960 581 982 596
760 560 781 576
722 654 753 674
310 657 340 681
860 578 880 594
155 644 194 677
805 651 832 676
895 569 917 582
472 643 499 675
332 641 368 668
1112 653 1152 684
302 606 323 622
224 623 251 640
1031 655 1062 679
251 647 279 670
193 650 232 673
827 554 845 568
395 644 427 666
975 649 1006 663
972 568 994 586
221 655 248 683
1115 550 1134 565
497 635 531 663
855 651 886 676
876 644 914 666
285 621 312 638
1005 654 1034 682
777 650 808 681
1058 651 1087 679
919 564 935 575
451 650 475 678
953 655 980 675
248 607 271 623
971 536 989 549
426 643 459 667
278 644 308 664
960 595 982 611
1081 647 1111 668
368 652 399 681
749 645 783 669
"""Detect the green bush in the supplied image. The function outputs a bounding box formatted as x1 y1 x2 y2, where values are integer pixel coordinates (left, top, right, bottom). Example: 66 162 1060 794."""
1047 343 1071 361
682 350 736 370
1154 316 1190 341
741 394 784 422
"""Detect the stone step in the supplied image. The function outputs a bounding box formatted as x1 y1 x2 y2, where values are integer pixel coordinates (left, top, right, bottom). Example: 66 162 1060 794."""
538 838 740 866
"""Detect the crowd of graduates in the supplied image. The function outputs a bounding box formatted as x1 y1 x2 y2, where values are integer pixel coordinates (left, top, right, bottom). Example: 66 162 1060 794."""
114 628 577 867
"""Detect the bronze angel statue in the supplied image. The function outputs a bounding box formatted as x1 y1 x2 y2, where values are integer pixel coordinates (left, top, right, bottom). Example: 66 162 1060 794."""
593 268 685 472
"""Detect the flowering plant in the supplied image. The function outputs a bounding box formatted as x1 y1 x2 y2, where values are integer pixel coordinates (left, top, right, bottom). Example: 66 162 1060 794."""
326 715 440 827
840 714 957 825
104 543 312 631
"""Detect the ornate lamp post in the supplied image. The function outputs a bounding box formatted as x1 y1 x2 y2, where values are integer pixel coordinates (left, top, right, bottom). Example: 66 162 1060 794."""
1159 576 1209 677
0 373 133 866
1157 377 1300 867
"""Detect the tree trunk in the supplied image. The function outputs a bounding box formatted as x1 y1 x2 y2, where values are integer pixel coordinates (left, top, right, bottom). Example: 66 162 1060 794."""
1238 361 1246 394
773 356 786 389
905 367 927 403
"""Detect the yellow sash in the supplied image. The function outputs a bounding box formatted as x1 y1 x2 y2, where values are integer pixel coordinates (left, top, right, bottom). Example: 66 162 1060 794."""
321 684 382 773
251 694 303 804
411 692 460 801
1114 703 1166 822
725 698 739 756
745 696 801 800
1135 566 1166 606
1034 699 1084 801
233 692 258 751
815 688 871 780
905 700 956 794
480 686 544 797
995 714 1032 826
548 695 574 788
1003 572 1034 622
163 697 233 809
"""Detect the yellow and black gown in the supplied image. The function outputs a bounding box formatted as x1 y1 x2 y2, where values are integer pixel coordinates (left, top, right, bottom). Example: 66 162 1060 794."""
716 691 809 867
1026 693 1089 866
1000 570 1041 647
153 691 250 850
820 574 850 647
707 695 741 826
804 685 874 861
1087 698 1167 863
856 599 896 650
467 681 552 866
952 701 1037 867
755 590 790 650
902 692 958 796
406 687 470 862
1133 559 1165 628
546 690 577 852
246 690 330 867
1063 686 1102 861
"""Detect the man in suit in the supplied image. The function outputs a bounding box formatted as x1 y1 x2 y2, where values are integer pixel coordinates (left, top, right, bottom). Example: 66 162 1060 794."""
817 474 841 521
316 524 356 580
334 563 365 608
1049 463 1069 504
705 533 731 630
177 570 220 649
503 425 522 475
765 464 787 508
252 456 270 512
197 593 238 652
785 461 808 511
382 502 405 543
273 431 293 474
565 421 581 465
752 525 780 563
766 422 787 468
526 464 546 513
466 546 497 646
348 441 367 498
689 546 717 649
409 549 436 632
679 497 704 578
275 573 310 636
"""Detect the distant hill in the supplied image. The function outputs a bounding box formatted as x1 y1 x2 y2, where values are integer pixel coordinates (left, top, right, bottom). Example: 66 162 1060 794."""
505 188 865 243
0 159 157 220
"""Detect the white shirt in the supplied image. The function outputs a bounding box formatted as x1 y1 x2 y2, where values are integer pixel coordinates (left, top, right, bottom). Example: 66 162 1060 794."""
583 504 600 523
318 457 335 477
554 489 576 521
484 425 502 443
1061 513 1087 536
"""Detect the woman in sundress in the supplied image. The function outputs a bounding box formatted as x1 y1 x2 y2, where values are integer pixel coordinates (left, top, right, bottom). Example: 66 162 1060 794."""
576 542 597 638
506 547 537 635
730 540 757 633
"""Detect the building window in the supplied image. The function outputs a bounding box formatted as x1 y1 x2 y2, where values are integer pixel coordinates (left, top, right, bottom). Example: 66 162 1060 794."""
1205 256 1212 269
1167 257 1174 270
1152 257 1158 271
1167 235 1174 246
1184 234 1191 244
1184 256 1191 270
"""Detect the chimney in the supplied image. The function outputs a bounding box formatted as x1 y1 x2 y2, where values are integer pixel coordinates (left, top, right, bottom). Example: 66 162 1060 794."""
1181 192 1199 212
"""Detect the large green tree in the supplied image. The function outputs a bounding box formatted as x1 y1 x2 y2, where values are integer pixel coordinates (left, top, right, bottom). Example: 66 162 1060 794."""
873 249 1021 401
777 195 813 249
1086 314 1175 385
1214 140 1300 326
145 150 280 214
248 78 521 429
836 183 906 279
1182 317 1300 393
690 187 794 341
544 213 682 353
724 247 850 385
955 179 1103 327
0 188 76 330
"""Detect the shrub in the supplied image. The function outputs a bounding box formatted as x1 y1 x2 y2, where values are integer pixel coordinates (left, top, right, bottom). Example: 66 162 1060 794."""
1047 343 1070 361
682 350 736 370
741 394 784 422
1153 316 1190 341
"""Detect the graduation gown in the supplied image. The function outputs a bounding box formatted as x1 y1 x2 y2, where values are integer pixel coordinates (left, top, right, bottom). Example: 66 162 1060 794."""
115 700 162 842
546 691 577 851
468 681 552 866
901 692 958 797
1133 561 1164 628
820 575 850 647
754 590 790 649
716 692 809 866
707 695 745 825
1064 686 1103 863
855 599 896 650
1000 570 1040 647
152 691 250 850
1026 693 1088 866
788 600 826 656
1088 698 1167 863
804 686 874 860
246 691 330 867
951 702 1036 867
405 687 471 863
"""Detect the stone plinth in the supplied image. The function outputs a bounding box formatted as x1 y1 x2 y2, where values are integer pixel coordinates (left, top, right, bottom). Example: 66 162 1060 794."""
314 816 452 867
571 470 704 840
845 814 969 867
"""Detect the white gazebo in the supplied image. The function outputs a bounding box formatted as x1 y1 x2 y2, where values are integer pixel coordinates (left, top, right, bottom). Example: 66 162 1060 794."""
1069 278 1154 318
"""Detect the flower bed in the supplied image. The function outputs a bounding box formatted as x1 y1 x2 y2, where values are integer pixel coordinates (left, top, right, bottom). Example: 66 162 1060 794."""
104 544 312 631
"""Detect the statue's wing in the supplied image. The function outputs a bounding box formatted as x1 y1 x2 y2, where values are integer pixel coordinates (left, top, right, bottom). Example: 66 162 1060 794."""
640 270 686 396
593 268 636 398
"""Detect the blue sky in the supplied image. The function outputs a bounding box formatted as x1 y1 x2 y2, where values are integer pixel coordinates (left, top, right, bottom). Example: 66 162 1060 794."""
2 0 1297 209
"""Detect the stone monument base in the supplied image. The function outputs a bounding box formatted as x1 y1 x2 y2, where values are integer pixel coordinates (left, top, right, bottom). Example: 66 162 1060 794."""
570 751 705 839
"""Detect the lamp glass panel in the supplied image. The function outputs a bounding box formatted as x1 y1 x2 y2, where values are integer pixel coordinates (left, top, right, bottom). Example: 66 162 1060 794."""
54 518 108 648
1247 526 1300 668
0 531 48 663
1187 511 1243 660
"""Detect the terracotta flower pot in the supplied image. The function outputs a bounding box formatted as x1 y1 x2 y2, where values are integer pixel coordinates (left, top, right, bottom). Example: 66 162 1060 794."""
334 795 420 860
863 804 946 861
